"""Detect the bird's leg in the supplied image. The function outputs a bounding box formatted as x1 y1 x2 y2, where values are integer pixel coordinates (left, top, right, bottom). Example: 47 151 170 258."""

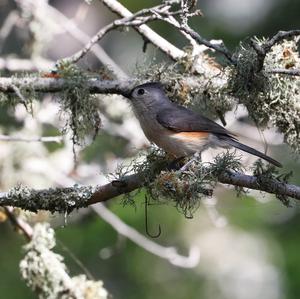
180 151 201 172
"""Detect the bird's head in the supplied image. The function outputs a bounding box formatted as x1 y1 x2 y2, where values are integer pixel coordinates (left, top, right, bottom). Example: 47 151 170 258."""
128 82 170 112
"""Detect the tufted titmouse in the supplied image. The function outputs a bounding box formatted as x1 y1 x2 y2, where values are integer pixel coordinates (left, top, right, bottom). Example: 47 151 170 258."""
126 82 282 167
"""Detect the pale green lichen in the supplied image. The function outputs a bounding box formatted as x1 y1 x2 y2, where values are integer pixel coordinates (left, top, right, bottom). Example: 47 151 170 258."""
4 184 96 213
20 223 108 299
115 149 243 218
111 147 168 206
149 151 243 218
0 73 37 113
251 159 293 206
229 37 300 153
56 63 101 146
135 60 235 120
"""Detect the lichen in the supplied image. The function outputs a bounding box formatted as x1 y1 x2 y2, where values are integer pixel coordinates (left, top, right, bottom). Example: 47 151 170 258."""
229 37 300 153
56 63 101 147
20 223 108 299
251 159 293 206
4 184 96 213
135 59 235 120
149 151 242 218
110 147 168 206
0 73 37 113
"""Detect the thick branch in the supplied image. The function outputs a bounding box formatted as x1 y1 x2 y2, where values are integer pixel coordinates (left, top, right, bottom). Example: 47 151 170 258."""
0 168 299 213
0 77 133 96
218 171 300 200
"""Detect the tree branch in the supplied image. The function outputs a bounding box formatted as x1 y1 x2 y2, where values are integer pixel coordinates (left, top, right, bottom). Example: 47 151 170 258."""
100 0 185 60
14 0 127 79
0 77 133 96
62 1 183 65
0 167 299 213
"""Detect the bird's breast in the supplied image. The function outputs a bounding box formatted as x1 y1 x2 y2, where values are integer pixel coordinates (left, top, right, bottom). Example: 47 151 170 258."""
133 107 212 157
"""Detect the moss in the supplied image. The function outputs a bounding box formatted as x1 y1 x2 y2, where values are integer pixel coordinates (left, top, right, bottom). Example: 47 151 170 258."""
229 38 300 153
56 63 101 147
148 151 242 218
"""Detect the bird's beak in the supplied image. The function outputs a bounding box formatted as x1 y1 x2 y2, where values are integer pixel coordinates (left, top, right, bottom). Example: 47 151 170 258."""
121 88 132 99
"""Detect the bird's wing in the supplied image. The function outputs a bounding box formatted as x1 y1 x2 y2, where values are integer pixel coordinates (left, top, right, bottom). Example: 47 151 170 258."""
156 105 234 137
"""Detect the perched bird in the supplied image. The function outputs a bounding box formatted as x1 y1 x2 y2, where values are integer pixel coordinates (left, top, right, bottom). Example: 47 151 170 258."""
126 82 282 167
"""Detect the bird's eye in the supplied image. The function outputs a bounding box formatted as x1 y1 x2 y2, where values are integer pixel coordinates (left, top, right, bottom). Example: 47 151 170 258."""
137 88 145 95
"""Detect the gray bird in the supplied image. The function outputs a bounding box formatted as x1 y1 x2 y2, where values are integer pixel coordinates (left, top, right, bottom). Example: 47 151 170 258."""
126 82 282 167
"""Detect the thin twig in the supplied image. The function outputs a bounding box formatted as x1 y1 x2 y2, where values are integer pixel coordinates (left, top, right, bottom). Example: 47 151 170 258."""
16 0 127 79
3 207 33 240
100 0 184 60
62 2 181 65
0 135 63 143
179 24 234 63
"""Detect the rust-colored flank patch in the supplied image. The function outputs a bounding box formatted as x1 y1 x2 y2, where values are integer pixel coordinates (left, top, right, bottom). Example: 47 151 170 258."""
173 131 209 140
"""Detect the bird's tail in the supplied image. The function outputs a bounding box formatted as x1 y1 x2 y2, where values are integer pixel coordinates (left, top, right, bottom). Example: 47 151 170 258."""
223 138 282 167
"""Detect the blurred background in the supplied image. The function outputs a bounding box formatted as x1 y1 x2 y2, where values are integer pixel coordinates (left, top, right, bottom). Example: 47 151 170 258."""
0 0 300 298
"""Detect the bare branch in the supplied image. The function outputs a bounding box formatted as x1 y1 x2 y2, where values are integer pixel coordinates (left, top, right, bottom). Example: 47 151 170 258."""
100 0 185 60
62 1 182 65
264 30 300 51
100 0 232 64
0 134 63 143
3 206 33 240
16 0 127 79
93 203 200 268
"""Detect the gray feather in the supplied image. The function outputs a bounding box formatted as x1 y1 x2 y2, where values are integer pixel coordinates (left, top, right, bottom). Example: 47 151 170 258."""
223 138 282 167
